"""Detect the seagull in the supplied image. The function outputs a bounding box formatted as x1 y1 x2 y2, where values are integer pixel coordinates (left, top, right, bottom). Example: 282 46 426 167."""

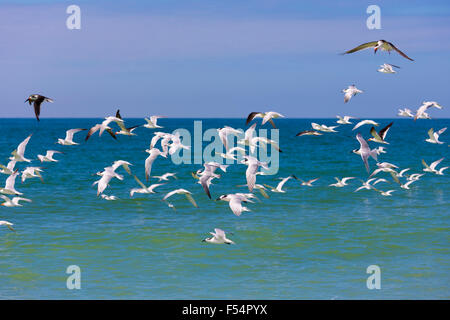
296 130 323 137
218 126 242 152
10 134 32 162
216 193 253 216
378 63 400 73
168 133 190 156
114 110 141 136
299 178 319 186
353 120 379 131
21 167 44 183
354 178 376 192
426 128 447 144
329 177 355 187
311 123 339 133
144 116 165 129
196 162 228 176
0 170 22 195
342 40 414 61
1 195 32 207
145 148 167 181
202 228 235 245
246 111 285 128
264 175 297 193
100 194 118 201
422 158 445 174
85 112 124 141
163 189 198 208
242 155 268 192
342 85 363 103
152 172 177 182
93 161 131 196
336 115 355 125
369 122 393 144
25 94 54 121
130 175 165 197
37 150 63 162
57 128 87 145
0 160 17 175
0 221 15 232
197 171 220 199
400 180 416 190
398 108 414 118
414 101 443 121
356 133 378 173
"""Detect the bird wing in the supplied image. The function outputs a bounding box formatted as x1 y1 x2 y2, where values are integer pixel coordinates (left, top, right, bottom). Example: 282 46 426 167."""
133 175 147 189
379 122 393 140
185 193 198 208
388 41 414 61
33 100 42 121
246 112 262 125
430 157 444 170
16 134 32 157
427 128 435 140
229 197 244 216
85 124 100 141
370 127 382 141
343 41 378 54
199 175 212 199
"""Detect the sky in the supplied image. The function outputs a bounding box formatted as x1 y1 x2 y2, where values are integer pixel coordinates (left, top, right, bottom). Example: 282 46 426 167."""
1 0 450 118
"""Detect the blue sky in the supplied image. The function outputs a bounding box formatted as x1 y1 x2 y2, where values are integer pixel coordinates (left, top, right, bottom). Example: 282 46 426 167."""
1 0 450 118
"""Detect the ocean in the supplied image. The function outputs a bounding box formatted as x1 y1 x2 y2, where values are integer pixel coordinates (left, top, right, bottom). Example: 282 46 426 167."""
0 118 448 299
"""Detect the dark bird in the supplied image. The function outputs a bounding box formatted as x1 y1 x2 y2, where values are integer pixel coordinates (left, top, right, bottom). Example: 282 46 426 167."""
25 94 54 121
342 40 414 61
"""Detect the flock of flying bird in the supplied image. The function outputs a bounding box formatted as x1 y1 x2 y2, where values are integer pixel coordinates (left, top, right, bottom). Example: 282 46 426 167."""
0 39 448 245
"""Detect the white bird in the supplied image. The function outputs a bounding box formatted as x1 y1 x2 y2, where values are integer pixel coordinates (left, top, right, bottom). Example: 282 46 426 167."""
422 158 445 174
93 161 131 196
114 110 141 136
150 131 171 149
368 122 393 144
356 133 378 173
1 195 32 207
202 228 235 245
145 148 167 181
342 40 414 61
93 173 116 196
414 101 443 121
21 166 44 183
299 178 319 187
237 183 269 198
354 178 376 192
311 122 338 133
242 155 268 192
152 172 177 182
57 128 87 145
397 168 411 178
85 113 123 141
251 136 282 153
0 160 17 175
426 127 447 144
237 123 258 153
0 170 22 195
144 116 165 129
100 194 118 201
398 108 414 118
336 115 355 125
369 167 399 183
379 190 395 196
9 134 32 162
246 111 285 128
353 120 379 131
196 162 228 176
37 150 63 162
342 85 363 103
216 193 253 216
400 180 416 190
264 175 297 193
130 175 165 197
373 178 389 185
375 146 387 154
218 126 242 152
407 173 425 181
0 220 15 232
329 177 355 187
378 63 400 73
169 133 190 156
377 162 399 169
437 167 448 175
163 189 198 208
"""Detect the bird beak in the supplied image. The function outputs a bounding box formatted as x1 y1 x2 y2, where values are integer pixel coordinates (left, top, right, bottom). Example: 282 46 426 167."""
24 98 29 103
215 197 221 201
374 47 378 54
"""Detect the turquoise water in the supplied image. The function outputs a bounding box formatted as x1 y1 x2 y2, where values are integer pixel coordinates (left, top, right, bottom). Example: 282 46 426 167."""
0 118 448 299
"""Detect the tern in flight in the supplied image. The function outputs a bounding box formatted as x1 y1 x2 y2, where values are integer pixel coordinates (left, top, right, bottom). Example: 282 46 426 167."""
354 178 376 192
246 111 285 128
57 128 87 145
216 193 254 217
296 130 323 137
369 122 393 144
400 180 416 190
378 63 400 74
422 158 445 174
264 175 297 193
144 116 165 129
114 110 141 136
414 101 443 121
144 148 167 181
342 85 363 103
426 128 447 144
299 178 319 187
202 228 235 245
311 123 338 133
10 134 32 163
100 194 118 201
379 190 396 197
353 120 379 131
242 155 269 192
329 177 355 187
336 115 355 125
163 189 198 208
0 160 17 175
0 170 22 195
85 112 124 141
25 94 54 121
218 126 242 152
1 195 32 207
0 221 15 232
152 172 177 182
398 108 414 118
37 150 63 162
356 133 378 173
130 175 165 197
21 167 44 183
342 40 414 61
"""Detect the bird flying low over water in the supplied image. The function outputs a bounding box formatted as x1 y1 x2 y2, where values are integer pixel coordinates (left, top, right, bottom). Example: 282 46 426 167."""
57 128 87 145
329 177 355 188
378 63 400 74
145 148 167 181
311 123 338 133
37 150 63 162
216 193 254 216
242 155 269 192
342 85 363 103
144 116 165 129
0 160 17 175
85 111 124 141
25 94 54 121
369 122 393 144
298 178 319 187
414 101 443 121
0 170 22 195
21 166 44 183
356 133 378 173
1 195 32 207
130 175 165 197
398 108 414 118
296 130 322 137
10 134 32 163
353 120 379 131
202 228 235 245
336 115 355 125
426 128 447 144
342 40 414 61
246 111 285 128
422 158 446 175
163 189 198 208
0 221 15 232
264 175 297 193
114 110 141 136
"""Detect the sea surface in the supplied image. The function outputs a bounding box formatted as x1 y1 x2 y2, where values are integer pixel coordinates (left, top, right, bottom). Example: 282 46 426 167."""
0 118 448 299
